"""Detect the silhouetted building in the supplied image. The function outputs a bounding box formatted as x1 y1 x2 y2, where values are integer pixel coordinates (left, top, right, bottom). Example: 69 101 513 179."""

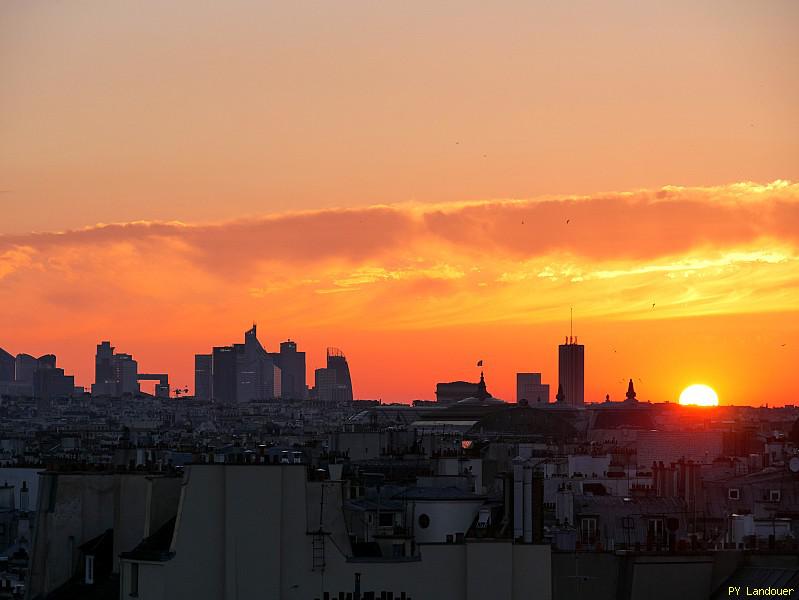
114 354 140 395
206 326 281 403
236 325 280 401
0 347 14 382
15 353 37 384
326 347 353 403
314 367 338 404
33 365 75 401
211 346 237 404
270 340 306 400
194 354 212 401
624 378 638 404
558 337 584 407
516 372 549 404
137 373 170 398
436 375 492 405
95 341 115 388
36 354 56 370
92 341 158 396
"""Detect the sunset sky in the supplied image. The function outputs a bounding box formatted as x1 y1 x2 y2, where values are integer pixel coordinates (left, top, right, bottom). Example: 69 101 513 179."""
1 1 798 404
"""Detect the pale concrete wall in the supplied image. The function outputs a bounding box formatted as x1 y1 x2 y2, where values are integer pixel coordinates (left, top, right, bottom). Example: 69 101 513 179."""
629 555 714 600
467 542 513 600
512 545 552 600
140 465 552 600
112 474 182 574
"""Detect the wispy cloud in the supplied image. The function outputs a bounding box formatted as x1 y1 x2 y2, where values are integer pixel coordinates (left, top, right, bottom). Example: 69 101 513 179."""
1 181 797 402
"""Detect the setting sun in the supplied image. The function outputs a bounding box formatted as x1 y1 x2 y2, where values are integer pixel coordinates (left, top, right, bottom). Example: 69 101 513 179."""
679 384 719 406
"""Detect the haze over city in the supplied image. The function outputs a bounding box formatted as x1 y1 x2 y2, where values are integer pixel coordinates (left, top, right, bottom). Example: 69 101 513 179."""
3 3 799 600
1 1 798 404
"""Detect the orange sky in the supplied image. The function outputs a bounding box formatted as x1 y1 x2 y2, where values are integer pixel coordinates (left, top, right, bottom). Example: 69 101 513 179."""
1 2 798 404
0 182 797 404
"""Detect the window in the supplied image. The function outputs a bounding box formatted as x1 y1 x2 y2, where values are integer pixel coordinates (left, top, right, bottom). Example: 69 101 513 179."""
418 514 430 529
769 490 781 502
647 518 665 542
85 555 94 585
580 517 597 544
728 488 740 500
129 562 139 597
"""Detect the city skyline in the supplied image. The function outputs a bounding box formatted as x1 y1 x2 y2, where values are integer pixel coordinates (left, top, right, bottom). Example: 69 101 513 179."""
0 181 797 405
1 1 797 406
1 3 798 598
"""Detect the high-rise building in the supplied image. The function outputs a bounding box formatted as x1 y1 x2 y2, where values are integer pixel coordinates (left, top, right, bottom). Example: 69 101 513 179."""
314 367 337 405
95 341 115 387
0 348 14 382
33 365 75 400
206 326 281 404
271 340 306 400
14 354 37 384
0 350 75 398
235 325 280 402
91 341 150 396
516 373 550 404
326 347 353 403
114 353 140 395
194 354 212 401
558 337 584 407
211 346 237 404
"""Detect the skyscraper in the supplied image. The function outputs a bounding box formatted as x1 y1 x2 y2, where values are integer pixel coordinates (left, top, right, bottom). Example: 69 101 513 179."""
91 341 146 396
194 354 212 401
114 353 140 395
0 348 14 382
235 325 280 402
516 373 550 404
326 347 353 403
558 337 584 407
206 326 281 403
270 340 306 400
95 341 115 387
211 346 237 404
14 354 37 384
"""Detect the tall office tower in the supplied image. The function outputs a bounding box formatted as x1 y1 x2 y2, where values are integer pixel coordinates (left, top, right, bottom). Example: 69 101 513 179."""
314 367 338 405
326 347 353 403
516 373 550 404
212 346 237 404
114 353 140 395
235 325 280 402
95 341 116 387
36 354 57 370
271 340 306 400
558 337 585 407
0 348 14 382
14 354 37 384
194 354 212 401
33 366 75 400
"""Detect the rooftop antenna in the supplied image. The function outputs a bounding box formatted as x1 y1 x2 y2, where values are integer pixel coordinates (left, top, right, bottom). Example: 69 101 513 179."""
570 306 573 344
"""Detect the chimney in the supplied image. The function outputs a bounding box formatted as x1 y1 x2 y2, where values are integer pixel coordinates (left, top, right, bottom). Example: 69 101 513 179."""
532 473 544 543
19 480 29 512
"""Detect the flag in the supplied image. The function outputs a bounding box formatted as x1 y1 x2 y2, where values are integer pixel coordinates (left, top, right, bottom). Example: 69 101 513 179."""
477 360 483 367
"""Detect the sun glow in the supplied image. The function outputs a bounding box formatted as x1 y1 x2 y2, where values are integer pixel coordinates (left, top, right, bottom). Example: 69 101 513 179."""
679 384 719 407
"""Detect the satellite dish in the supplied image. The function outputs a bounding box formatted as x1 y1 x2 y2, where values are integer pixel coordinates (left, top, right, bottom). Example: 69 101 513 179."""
789 457 799 473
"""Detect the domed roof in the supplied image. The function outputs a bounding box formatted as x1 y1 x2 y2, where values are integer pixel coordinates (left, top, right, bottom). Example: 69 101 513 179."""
467 406 577 439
